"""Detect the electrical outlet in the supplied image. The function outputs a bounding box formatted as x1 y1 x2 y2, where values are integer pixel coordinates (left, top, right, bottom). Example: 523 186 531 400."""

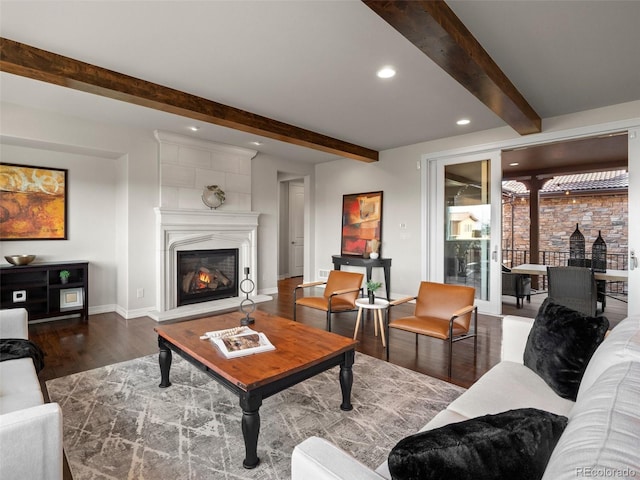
319 269 329 279
137 288 144 298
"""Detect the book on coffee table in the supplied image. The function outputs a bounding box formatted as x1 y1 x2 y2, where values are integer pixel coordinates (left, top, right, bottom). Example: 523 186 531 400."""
205 326 276 358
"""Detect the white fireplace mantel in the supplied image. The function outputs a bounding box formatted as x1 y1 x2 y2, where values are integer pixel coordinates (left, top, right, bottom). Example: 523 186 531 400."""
149 207 271 321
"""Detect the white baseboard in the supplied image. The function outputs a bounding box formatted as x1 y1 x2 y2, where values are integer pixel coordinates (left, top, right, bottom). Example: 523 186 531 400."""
89 304 117 315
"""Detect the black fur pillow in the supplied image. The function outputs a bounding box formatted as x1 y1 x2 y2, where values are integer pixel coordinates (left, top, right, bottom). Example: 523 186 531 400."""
388 408 567 480
524 298 609 400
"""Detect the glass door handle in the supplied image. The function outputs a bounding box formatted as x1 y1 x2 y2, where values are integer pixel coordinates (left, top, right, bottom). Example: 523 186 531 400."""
631 250 638 270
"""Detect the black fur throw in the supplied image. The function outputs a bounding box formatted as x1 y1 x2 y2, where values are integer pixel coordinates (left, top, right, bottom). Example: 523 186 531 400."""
388 408 567 480
0 338 45 372
524 298 609 400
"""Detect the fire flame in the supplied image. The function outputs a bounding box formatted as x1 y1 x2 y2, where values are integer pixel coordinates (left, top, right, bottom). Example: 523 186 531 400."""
197 271 211 289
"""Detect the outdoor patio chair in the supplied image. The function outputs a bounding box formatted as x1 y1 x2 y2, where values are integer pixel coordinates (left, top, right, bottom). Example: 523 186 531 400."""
547 266 598 317
567 258 606 311
387 281 477 378
502 265 531 309
293 270 364 332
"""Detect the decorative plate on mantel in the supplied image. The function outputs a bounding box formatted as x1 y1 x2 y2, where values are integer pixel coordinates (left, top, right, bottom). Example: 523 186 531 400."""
202 185 225 209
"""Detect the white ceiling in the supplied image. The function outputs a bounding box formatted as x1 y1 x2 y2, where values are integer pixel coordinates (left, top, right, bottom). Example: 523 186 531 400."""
1 0 639 164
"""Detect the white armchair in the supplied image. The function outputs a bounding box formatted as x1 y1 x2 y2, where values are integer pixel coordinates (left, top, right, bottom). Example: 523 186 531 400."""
0 308 63 480
0 306 29 338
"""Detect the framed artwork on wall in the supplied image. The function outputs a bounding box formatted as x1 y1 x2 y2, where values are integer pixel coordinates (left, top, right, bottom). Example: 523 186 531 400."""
0 163 68 240
341 191 383 257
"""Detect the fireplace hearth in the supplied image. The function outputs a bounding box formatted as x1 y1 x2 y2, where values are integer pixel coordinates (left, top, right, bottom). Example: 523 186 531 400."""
177 249 238 307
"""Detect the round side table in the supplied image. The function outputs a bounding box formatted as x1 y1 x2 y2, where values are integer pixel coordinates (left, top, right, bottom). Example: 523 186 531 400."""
354 298 389 347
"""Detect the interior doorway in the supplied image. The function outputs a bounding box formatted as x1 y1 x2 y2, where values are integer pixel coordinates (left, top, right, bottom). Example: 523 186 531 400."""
278 177 305 279
288 182 305 277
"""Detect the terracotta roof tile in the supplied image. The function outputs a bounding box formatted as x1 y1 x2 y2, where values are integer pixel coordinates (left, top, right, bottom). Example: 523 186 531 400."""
503 170 628 195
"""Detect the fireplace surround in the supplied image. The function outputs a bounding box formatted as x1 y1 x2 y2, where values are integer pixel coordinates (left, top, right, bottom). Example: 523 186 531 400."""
150 208 270 321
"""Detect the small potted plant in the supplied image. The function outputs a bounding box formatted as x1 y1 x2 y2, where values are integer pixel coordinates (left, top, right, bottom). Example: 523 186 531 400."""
365 280 382 304
59 270 71 284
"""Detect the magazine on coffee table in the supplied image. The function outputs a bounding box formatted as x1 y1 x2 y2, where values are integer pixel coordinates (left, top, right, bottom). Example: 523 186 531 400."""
204 326 276 359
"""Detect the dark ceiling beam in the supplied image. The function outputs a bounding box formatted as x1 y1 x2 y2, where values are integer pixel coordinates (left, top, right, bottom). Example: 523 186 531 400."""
0 37 378 163
363 0 542 135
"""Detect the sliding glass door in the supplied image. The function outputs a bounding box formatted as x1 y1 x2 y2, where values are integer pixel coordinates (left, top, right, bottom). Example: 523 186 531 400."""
628 127 639 314
427 151 502 314
423 122 638 317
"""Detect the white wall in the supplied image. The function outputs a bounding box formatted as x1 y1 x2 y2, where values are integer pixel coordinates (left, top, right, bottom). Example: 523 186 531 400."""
155 131 255 211
114 153 129 315
0 143 118 309
314 155 421 296
121 136 159 316
1 102 158 317
251 153 315 294
314 101 640 300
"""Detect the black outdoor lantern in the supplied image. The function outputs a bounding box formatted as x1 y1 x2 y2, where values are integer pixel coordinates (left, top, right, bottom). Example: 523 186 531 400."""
569 223 586 263
592 230 607 272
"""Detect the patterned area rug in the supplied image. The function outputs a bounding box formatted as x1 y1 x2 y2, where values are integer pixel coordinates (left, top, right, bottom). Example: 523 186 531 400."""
47 352 464 479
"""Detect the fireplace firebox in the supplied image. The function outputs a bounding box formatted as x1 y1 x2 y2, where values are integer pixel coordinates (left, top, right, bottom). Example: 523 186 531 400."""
177 249 239 307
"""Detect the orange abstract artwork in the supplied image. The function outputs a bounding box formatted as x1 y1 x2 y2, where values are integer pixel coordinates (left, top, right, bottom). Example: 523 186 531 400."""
0 163 67 240
341 191 383 256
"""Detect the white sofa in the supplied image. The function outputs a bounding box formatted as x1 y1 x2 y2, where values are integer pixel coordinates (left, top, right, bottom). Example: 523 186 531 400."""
0 308 63 480
292 314 640 479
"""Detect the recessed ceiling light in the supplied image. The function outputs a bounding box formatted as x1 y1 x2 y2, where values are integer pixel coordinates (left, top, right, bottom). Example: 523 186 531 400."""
456 119 471 126
188 126 200 132
509 162 519 167
376 66 396 79
250 141 263 146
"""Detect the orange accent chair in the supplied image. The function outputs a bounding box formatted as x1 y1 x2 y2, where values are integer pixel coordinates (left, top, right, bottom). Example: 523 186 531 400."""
387 281 477 377
293 270 364 332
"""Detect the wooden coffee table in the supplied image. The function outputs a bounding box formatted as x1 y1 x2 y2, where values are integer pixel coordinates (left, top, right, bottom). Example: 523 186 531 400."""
154 310 357 469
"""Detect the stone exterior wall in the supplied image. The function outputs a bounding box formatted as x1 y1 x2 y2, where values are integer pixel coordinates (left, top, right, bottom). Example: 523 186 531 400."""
502 193 628 265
